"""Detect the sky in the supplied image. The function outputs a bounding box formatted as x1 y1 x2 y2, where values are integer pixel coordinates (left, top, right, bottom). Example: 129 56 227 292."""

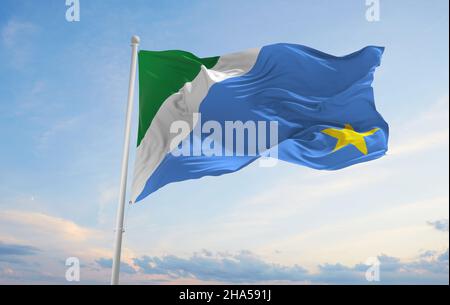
0 0 448 284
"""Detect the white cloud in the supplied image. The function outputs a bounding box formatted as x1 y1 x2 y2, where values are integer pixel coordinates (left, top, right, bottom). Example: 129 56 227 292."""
428 219 449 232
0 207 145 284
1 20 37 47
0 210 100 243
92 248 449 284
0 209 117 284
36 116 83 151
254 195 449 266
97 184 118 225
389 95 449 156
390 130 448 156
1 20 39 68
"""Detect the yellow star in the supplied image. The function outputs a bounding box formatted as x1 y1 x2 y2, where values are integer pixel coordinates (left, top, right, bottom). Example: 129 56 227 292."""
322 124 380 155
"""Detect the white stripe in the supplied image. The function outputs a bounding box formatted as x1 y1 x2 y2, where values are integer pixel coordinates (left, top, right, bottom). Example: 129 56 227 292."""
131 48 260 202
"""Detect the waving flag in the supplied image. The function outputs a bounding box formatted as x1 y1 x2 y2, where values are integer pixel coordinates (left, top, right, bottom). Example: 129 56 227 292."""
131 43 388 202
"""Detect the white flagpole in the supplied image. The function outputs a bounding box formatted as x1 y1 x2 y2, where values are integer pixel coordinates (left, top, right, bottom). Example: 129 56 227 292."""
111 35 140 285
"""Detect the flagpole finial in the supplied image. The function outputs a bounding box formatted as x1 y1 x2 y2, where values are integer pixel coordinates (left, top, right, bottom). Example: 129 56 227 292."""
131 35 140 45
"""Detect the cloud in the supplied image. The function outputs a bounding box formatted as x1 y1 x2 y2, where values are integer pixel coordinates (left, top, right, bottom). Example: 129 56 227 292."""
1 20 37 47
427 219 449 232
133 250 309 283
1 20 39 68
0 203 163 284
0 242 39 257
390 130 449 156
0 208 130 284
97 184 118 225
93 248 449 284
0 210 99 243
95 258 136 274
36 116 83 151
0 241 40 264
314 250 449 284
390 95 449 156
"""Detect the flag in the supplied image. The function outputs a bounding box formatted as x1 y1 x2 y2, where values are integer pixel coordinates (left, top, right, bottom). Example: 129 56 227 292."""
131 43 388 202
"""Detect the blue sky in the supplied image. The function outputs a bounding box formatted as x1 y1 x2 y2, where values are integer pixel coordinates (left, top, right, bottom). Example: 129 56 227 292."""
0 0 448 284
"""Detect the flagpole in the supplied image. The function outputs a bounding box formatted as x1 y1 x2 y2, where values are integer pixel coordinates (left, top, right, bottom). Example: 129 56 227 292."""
111 35 140 285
